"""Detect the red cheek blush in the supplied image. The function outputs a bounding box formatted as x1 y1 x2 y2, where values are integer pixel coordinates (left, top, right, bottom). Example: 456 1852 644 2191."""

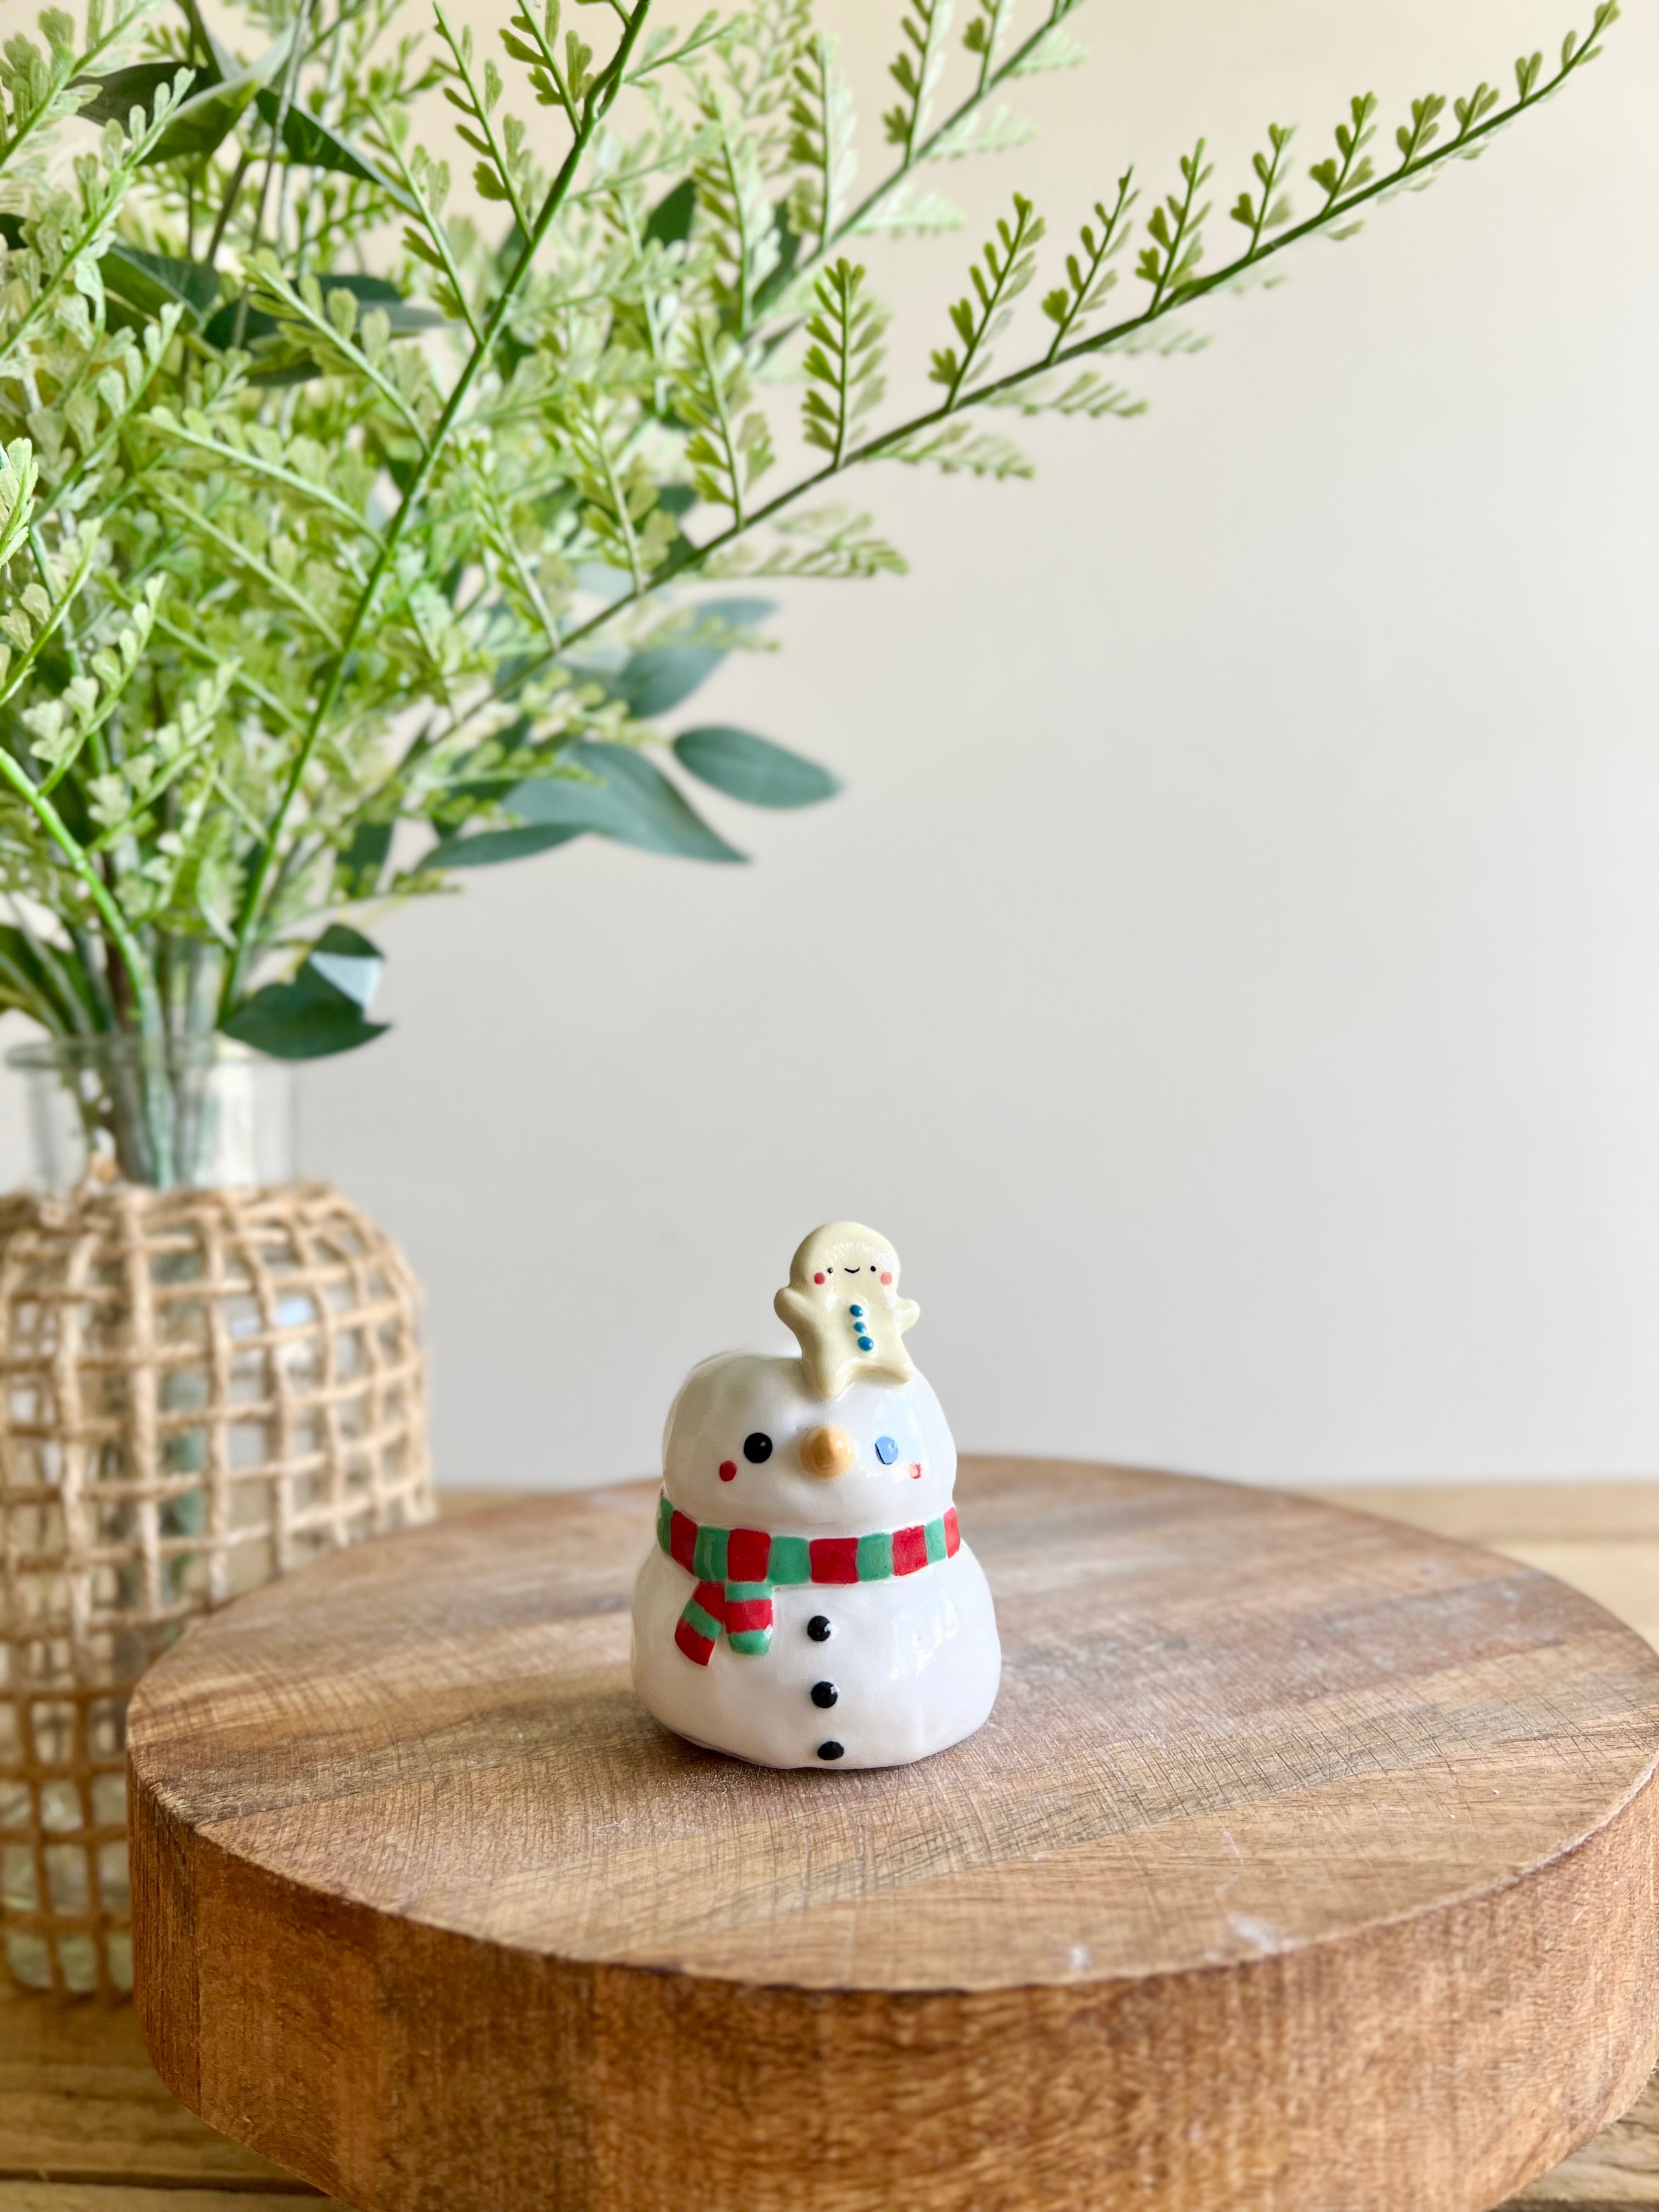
718 1460 737 1482
910 1462 923 1479
814 1271 825 1284
881 1271 893 1285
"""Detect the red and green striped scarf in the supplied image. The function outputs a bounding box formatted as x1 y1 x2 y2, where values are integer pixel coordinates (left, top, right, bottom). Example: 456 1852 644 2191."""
656 1491 961 1666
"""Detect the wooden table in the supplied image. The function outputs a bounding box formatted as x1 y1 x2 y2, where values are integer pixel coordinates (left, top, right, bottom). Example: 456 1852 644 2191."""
5 1480 1658 2212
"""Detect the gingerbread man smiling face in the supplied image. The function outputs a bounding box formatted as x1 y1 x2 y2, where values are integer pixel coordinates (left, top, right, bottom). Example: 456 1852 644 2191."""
774 1220 919 1401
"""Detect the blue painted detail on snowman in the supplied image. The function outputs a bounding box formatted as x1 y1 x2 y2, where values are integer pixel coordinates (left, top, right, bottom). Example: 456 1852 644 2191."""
631 1241 1004 1771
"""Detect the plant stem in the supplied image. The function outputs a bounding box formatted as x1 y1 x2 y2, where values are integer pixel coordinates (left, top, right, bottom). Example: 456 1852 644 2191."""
234 0 315 347
783 0 1077 303
554 40 1600 656
0 753 164 1035
270 3 318 258
1144 143 1206 314
1042 172 1132 364
205 149 254 265
0 1 150 176
433 1 533 238
216 0 656 1022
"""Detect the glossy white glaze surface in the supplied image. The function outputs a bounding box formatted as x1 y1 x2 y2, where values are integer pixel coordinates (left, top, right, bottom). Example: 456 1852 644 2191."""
631 1346 1002 1770
632 1541 1000 1769
664 1354 956 1530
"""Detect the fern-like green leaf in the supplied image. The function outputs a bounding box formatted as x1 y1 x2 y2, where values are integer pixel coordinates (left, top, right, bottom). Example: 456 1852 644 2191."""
929 190 1045 401
800 258 887 465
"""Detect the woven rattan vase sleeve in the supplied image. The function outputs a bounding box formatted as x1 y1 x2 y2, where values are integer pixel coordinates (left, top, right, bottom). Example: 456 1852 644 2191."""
0 1180 433 1996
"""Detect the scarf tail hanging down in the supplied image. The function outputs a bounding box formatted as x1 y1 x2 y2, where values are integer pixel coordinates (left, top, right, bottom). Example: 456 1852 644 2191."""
656 1492 961 1667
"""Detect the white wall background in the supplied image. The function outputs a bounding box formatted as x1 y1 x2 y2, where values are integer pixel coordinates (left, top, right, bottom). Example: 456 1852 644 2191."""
16 0 1657 1489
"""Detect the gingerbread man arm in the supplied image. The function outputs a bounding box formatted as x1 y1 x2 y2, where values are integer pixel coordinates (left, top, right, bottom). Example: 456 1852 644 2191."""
896 1296 919 1336
775 1285 854 1400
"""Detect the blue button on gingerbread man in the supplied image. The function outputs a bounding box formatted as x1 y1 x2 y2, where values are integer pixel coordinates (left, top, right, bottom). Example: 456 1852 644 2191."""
774 1221 919 1400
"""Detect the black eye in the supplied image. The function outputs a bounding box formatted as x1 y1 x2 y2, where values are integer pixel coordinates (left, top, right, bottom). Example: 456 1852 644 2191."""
742 1431 772 1464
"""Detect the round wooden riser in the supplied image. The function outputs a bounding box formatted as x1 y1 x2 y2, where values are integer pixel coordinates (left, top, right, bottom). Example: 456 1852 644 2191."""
128 1462 1659 2212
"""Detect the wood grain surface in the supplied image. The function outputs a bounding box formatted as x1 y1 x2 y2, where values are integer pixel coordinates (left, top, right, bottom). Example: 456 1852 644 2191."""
125 1462 1659 2212
0 1975 308 2193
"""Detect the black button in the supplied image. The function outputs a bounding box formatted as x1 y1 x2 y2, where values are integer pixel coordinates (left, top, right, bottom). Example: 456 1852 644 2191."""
817 1740 844 1760
811 1681 838 1709
742 1431 772 1464
807 1615 832 1641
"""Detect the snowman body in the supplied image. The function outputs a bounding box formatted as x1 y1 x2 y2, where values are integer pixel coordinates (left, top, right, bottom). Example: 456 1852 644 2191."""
631 1351 1000 1769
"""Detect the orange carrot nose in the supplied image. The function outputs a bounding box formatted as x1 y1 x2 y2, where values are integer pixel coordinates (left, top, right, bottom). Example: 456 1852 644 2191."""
798 1425 855 1478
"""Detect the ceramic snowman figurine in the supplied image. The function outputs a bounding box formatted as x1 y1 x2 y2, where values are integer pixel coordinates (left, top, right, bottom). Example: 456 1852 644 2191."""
631 1222 1001 1769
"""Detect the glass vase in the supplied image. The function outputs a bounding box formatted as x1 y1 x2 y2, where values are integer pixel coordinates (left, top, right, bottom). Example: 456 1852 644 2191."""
7 1034 297 1192
0 1034 431 1997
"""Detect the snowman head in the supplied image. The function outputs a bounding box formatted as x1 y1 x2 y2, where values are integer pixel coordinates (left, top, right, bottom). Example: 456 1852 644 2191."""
662 1353 956 1533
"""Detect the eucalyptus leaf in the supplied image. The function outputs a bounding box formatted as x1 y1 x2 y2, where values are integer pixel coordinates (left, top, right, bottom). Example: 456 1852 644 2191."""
507 742 746 862
73 60 198 130
0 0 1620 1127
221 979 387 1058
102 242 222 323
306 923 383 1009
588 597 776 717
78 27 296 165
338 819 393 896
173 0 240 81
253 93 420 214
221 924 388 1059
645 176 696 245
312 273 447 334
606 644 723 718
425 824 583 868
673 725 840 808
201 299 283 352
200 273 442 366
751 198 804 316
148 40 292 162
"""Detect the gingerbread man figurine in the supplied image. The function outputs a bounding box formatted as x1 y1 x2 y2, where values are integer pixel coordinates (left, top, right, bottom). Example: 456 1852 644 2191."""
774 1220 919 1400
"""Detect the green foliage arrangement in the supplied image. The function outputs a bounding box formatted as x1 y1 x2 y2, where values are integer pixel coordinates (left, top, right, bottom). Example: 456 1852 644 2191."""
0 0 1621 1166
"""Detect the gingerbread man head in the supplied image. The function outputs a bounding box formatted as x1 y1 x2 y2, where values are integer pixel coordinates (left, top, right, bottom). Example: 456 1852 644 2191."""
774 1221 919 1401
